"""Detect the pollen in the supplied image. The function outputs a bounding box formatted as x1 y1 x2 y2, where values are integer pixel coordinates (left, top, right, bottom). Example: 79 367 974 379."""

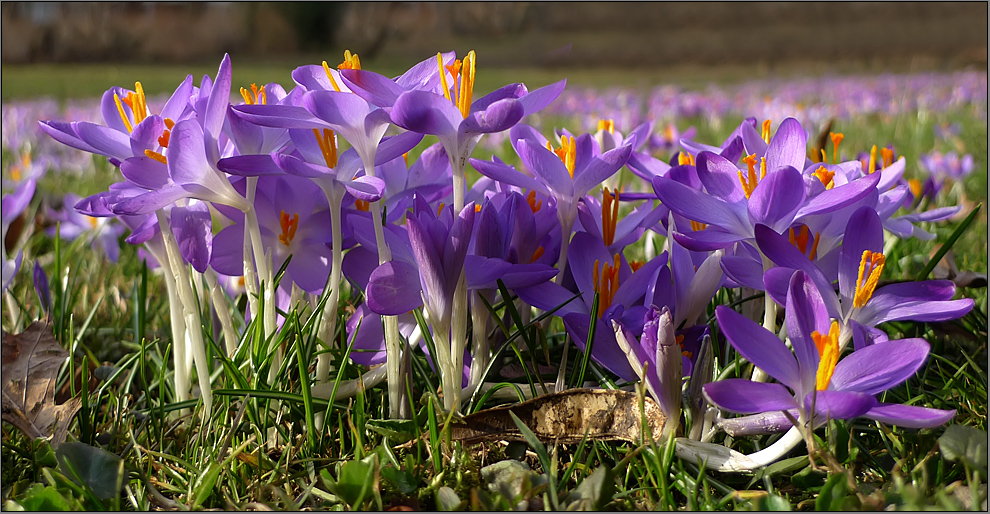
338 50 361 70
811 320 840 390
526 190 542 213
788 225 820 261
239 83 267 105
313 129 338 168
437 50 476 119
601 187 620 246
597 119 615 134
592 254 621 318
690 220 707 232
144 149 167 165
853 250 885 309
278 210 299 246
157 118 175 148
738 154 766 199
548 136 577 178
761 119 772 144
813 166 835 190
354 199 370 211
677 152 695 166
114 82 149 133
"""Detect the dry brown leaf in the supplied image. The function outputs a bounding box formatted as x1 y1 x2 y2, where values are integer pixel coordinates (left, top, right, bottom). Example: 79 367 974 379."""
2 321 81 447
449 388 666 445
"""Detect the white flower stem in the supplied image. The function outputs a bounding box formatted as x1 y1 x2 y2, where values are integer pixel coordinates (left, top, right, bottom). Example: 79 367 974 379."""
554 209 577 285
156 210 213 416
204 269 239 357
148 242 190 412
751 253 777 383
674 426 805 472
467 289 494 395
361 155 409 419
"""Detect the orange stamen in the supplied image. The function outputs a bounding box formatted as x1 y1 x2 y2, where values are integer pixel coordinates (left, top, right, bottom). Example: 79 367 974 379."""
761 119 772 144
548 136 577 178
144 149 167 165
813 166 835 190
690 220 707 232
355 199 370 211
278 210 299 246
592 254 621 318
529 246 545 263
597 119 615 134
526 190 542 213
312 129 338 168
788 225 821 261
678 152 695 166
601 187 619 246
811 320 841 390
739 154 766 198
829 132 843 164
880 147 894 168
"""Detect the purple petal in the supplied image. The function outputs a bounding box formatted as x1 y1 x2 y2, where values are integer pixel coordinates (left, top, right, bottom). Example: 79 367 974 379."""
672 227 743 252
462 98 524 134
203 54 232 147
747 166 805 231
518 139 574 197
785 270 831 384
720 253 765 290
518 79 566 116
219 154 285 176
859 281 974 325
342 175 386 202
209 225 245 276
74 122 132 160
391 90 462 136
339 69 407 107
696 151 745 203
715 305 802 390
703 379 798 414
804 390 877 421
170 203 213 273
795 172 881 218
572 144 631 197
830 338 929 395
470 156 548 196
862 403 955 428
39 121 99 155
367 260 424 315
464 255 513 289
838 207 884 301
233 104 327 129
515 281 585 317
765 117 807 173
653 176 749 235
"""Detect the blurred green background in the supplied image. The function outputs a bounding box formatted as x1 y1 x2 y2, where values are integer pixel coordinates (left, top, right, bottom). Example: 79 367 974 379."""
2 2 986 100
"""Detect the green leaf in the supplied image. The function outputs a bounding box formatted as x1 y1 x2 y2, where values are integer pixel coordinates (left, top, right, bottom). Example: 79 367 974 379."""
55 442 123 501
366 419 419 444
565 466 615 511
191 461 222 509
789 464 827 491
381 466 419 495
815 472 850 511
939 425 989 479
756 493 792 511
9 483 76 511
325 455 379 509
915 203 981 281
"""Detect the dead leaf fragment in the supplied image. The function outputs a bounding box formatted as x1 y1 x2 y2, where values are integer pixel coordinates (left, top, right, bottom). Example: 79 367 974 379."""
449 388 666 445
2 322 81 447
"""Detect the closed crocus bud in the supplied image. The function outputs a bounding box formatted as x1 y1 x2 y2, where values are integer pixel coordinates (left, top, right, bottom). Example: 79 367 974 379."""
614 305 682 437
687 334 713 441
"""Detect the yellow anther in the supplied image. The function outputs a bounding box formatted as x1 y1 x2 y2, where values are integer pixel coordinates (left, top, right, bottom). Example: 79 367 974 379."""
819 148 827 163
114 93 134 133
829 132 843 164
601 187 620 246
475 204 482 213
690 220 707 232
592 254 621 317
323 61 343 92
548 136 577 178
529 246 545 263
239 83 267 105
761 119 772 144
597 119 615 134
436 53 452 103
812 320 841 390
880 147 894 168
354 199 370 211
403 152 410 167
338 50 361 70
664 124 676 141
867 145 878 174
144 149 167 165
312 129 338 168
87 216 99 229
788 225 820 261
908 178 922 199
437 203 445 216
678 152 695 166
526 190 542 213
278 210 299 246
738 154 766 199
853 250 885 309
437 50 476 118
629 259 644 272
813 166 835 190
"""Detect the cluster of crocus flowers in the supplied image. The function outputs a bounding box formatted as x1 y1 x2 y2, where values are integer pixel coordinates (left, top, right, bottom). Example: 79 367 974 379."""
33 51 976 471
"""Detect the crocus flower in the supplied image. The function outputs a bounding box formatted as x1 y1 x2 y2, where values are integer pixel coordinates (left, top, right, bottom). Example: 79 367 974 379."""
705 270 956 432
47 193 126 263
614 305 682 436
1 178 35 292
761 206 974 351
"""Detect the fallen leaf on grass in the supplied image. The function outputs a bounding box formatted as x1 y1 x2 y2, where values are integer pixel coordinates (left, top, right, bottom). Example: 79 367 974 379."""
449 388 666 445
2 321 81 447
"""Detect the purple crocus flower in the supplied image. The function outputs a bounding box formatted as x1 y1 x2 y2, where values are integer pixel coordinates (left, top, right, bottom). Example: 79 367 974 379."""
47 193 126 262
614 305 682 434
705 270 955 431
2 178 35 292
761 206 974 351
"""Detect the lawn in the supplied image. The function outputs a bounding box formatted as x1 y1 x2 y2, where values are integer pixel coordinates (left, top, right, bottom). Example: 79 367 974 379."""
2 57 987 511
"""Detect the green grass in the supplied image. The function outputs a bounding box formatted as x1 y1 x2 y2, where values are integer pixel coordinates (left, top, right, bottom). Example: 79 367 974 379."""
1 63 987 511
